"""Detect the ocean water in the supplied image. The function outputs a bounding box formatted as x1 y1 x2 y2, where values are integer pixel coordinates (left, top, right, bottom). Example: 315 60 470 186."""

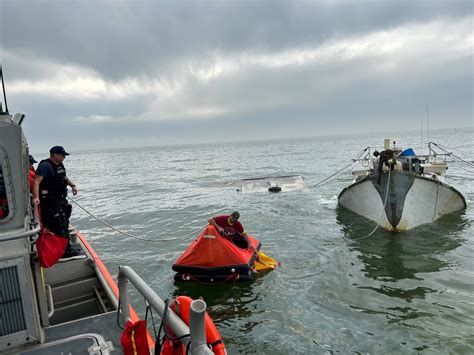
64 128 473 354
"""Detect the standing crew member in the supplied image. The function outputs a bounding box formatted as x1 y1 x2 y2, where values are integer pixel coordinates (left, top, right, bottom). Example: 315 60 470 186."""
32 146 81 259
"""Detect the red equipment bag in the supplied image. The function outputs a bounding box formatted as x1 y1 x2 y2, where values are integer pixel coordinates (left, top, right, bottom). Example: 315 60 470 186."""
36 228 68 268
121 320 150 355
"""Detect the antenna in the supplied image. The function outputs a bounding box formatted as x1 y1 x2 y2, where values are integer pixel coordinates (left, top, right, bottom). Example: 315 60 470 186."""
420 111 423 153
370 118 374 150
426 106 430 144
0 65 9 114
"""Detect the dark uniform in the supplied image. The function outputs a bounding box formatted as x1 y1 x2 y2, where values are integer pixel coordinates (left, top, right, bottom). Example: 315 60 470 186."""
36 158 72 237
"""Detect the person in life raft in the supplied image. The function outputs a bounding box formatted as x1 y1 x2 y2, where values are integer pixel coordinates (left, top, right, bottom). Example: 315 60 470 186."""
208 211 256 251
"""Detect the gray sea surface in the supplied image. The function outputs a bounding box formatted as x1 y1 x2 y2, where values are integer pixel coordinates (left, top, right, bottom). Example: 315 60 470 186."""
64 128 473 354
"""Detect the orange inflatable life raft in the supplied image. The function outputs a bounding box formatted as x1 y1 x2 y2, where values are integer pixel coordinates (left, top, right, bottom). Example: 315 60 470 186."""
173 225 261 283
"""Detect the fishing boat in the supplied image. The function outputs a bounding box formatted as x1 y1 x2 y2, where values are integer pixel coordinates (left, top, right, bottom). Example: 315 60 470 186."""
338 139 467 232
0 68 224 354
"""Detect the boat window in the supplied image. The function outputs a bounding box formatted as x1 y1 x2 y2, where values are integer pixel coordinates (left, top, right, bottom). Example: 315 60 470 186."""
0 163 9 219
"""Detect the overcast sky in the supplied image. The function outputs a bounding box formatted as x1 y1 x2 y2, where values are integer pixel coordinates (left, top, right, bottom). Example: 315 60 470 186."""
1 0 472 152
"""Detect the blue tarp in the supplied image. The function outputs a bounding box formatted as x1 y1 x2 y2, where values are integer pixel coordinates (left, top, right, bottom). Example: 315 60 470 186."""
400 148 416 156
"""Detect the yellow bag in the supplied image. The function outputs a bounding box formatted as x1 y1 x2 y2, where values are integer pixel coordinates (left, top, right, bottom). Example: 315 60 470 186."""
254 250 278 271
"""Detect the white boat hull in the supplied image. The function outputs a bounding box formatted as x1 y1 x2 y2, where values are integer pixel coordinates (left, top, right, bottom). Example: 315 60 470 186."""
338 171 466 232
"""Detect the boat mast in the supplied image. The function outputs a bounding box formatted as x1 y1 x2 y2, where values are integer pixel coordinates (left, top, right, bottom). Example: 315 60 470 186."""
420 111 423 153
426 106 430 145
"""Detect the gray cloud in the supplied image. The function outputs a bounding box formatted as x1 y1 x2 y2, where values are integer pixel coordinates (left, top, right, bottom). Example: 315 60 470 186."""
3 0 471 79
1 0 472 151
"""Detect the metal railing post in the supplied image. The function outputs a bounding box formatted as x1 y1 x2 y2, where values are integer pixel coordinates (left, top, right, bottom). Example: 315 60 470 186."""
118 266 131 323
189 299 213 355
117 266 218 354
117 266 190 343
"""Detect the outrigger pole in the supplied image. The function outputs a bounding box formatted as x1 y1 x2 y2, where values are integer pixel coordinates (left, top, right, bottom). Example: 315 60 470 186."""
0 65 9 114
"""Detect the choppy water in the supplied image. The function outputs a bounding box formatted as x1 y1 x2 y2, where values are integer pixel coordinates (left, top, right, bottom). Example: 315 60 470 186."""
64 128 473 354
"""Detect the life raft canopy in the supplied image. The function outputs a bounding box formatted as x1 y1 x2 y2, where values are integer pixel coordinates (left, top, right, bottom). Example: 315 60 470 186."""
240 175 305 193
172 225 261 282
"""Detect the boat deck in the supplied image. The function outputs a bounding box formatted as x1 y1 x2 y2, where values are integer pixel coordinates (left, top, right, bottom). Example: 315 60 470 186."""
18 311 122 354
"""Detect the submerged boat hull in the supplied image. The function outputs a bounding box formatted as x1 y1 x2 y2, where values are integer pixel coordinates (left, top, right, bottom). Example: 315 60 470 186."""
338 171 466 232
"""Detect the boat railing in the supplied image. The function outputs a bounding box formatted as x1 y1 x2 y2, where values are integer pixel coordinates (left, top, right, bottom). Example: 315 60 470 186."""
357 143 453 167
427 142 454 163
0 203 40 242
350 147 450 177
0 226 41 242
351 148 374 170
117 265 213 355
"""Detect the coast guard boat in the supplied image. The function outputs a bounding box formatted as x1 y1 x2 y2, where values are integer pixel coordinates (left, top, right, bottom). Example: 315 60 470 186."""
338 139 466 232
0 68 223 354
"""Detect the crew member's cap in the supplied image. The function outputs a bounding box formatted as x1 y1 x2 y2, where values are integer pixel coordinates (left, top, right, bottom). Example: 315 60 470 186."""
29 155 37 164
231 211 240 219
50 146 70 156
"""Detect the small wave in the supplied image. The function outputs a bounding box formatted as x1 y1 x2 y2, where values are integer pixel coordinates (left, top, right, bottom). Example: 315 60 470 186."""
318 195 338 209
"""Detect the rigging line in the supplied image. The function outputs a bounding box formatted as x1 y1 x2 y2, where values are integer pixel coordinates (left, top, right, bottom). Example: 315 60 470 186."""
311 160 356 188
433 141 474 151
351 168 392 242
441 154 474 168
430 142 474 168
443 152 474 168
449 156 474 170
428 151 474 173
68 196 207 243
311 147 369 188
445 176 462 181
448 164 474 175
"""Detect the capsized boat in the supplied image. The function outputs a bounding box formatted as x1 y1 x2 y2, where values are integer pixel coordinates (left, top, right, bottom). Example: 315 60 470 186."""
338 139 467 232
240 175 306 193
173 225 262 282
0 68 225 354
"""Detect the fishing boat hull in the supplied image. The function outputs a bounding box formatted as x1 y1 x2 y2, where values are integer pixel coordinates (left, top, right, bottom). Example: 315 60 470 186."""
338 171 466 232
